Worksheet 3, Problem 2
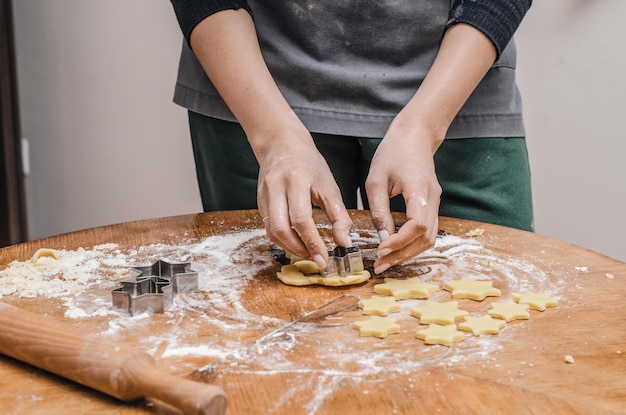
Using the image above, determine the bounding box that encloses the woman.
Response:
[169,1,534,274]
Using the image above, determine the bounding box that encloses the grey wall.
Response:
[516,1,626,261]
[12,1,626,262]
[13,1,201,239]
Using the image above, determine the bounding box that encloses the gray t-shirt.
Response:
[173,0,525,139]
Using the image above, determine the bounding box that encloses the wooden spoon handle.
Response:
[0,302,227,415]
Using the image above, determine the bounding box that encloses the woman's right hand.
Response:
[254,123,352,270]
[190,9,352,270]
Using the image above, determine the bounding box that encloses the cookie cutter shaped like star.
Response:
[458,315,506,335]
[443,278,501,301]
[417,324,465,346]
[112,259,198,316]
[353,315,401,338]
[511,291,558,311]
[374,277,440,300]
[411,300,469,325]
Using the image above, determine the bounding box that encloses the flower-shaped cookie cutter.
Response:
[111,259,198,316]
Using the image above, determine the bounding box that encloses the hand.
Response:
[364,23,498,274]
[189,11,352,268]
[256,125,353,270]
[365,124,442,274]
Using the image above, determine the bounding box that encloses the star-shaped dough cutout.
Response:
[488,301,530,322]
[410,301,469,325]
[443,278,501,301]
[374,277,440,300]
[353,316,401,338]
[458,315,506,335]
[416,324,465,346]
[511,291,557,311]
[358,295,401,316]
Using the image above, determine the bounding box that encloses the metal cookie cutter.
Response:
[323,246,364,277]
[111,259,198,316]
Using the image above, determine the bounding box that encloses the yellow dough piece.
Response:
[353,315,400,338]
[289,259,320,274]
[511,291,558,311]
[416,324,465,346]
[373,277,440,300]
[358,295,401,316]
[277,263,371,287]
[458,315,506,336]
[488,301,531,322]
[410,300,468,325]
[443,278,501,301]
[31,248,59,262]
[465,227,485,237]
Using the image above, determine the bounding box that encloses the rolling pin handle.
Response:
[122,356,227,415]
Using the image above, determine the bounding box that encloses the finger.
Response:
[374,188,440,272]
[364,177,396,244]
[373,221,438,273]
[312,187,353,248]
[287,187,329,270]
[264,195,310,260]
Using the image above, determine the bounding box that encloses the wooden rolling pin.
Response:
[0,302,227,415]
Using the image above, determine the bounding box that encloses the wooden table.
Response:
[0,210,624,414]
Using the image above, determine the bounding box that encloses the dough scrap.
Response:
[443,278,501,301]
[411,300,468,325]
[465,228,485,237]
[354,315,400,338]
[374,277,440,300]
[358,295,401,316]
[458,315,506,336]
[511,291,558,311]
[488,301,530,322]
[277,262,371,287]
[416,324,465,346]
[31,248,59,263]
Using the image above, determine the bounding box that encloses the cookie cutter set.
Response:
[111,259,198,316]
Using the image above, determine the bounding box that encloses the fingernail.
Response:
[378,248,392,257]
[378,229,389,242]
[313,254,326,271]
[374,263,390,274]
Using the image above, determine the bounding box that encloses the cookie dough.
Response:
[374,277,439,300]
[416,324,465,346]
[31,248,59,262]
[443,278,501,301]
[488,301,530,322]
[277,261,371,287]
[458,315,506,336]
[354,315,400,338]
[358,295,401,316]
[511,291,558,311]
[411,300,468,325]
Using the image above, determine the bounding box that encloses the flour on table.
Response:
[0,225,568,413]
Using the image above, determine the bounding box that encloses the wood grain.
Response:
[0,302,227,415]
[1,209,625,414]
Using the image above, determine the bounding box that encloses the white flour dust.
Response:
[0,227,564,414]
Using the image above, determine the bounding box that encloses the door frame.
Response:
[0,0,28,246]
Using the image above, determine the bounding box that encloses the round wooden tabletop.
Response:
[0,210,624,414]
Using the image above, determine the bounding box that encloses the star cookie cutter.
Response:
[111,259,198,316]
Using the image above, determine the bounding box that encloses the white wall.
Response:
[13,1,201,240]
[516,0,626,262]
[12,1,626,262]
